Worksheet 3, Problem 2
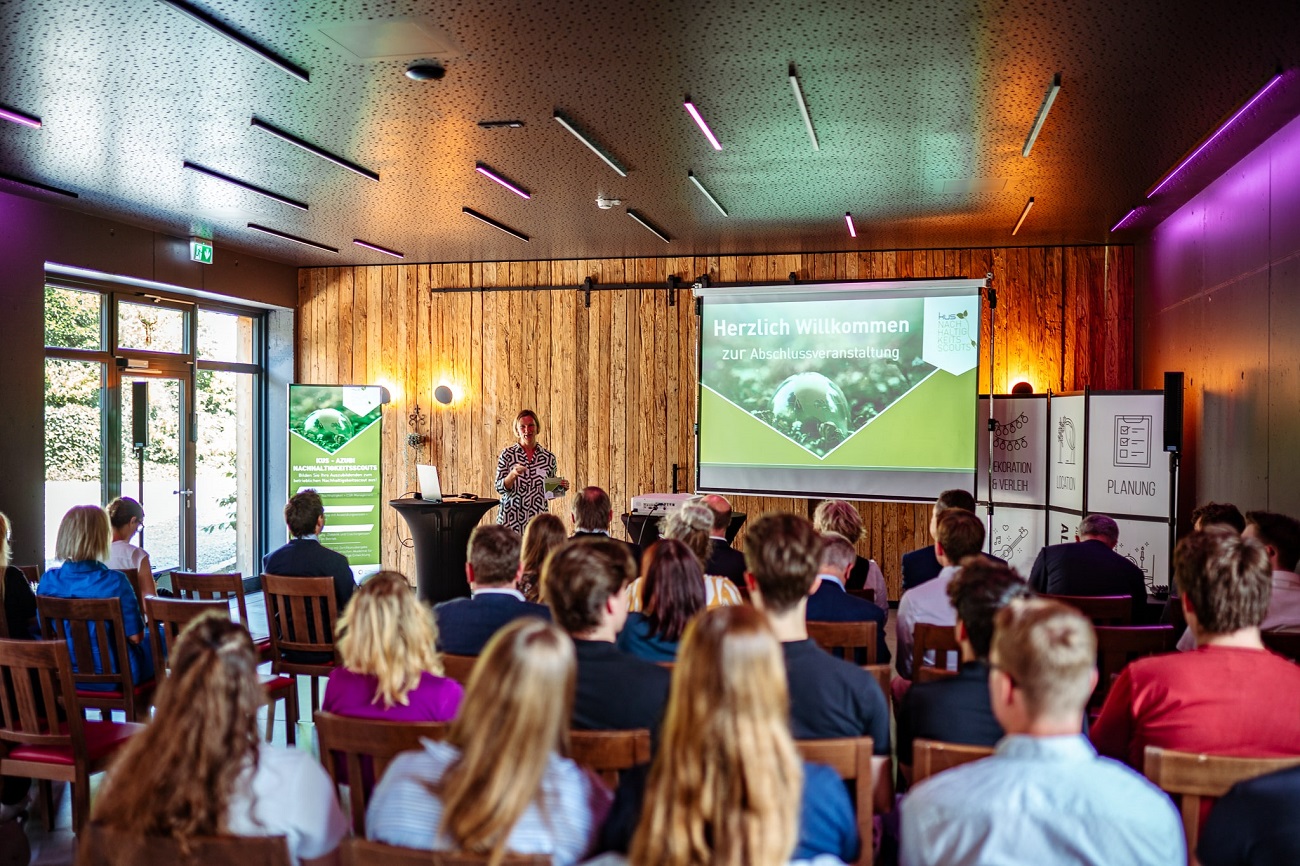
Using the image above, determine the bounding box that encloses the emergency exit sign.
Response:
[190,238,214,264]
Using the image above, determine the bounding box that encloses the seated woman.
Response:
[617,539,705,662]
[603,605,860,866]
[813,499,888,614]
[518,513,568,603]
[628,502,743,612]
[323,570,462,721]
[105,497,157,599]
[367,618,611,864]
[38,504,153,686]
[0,511,38,823]
[93,614,347,865]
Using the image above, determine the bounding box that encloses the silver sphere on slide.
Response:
[771,372,851,437]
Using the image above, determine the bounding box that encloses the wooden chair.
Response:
[847,588,876,604]
[144,595,298,744]
[911,738,995,784]
[37,595,156,722]
[1262,630,1300,664]
[807,620,877,664]
[1093,625,1176,708]
[1144,746,1300,865]
[569,728,652,786]
[342,838,549,866]
[862,663,892,711]
[795,736,882,866]
[0,639,143,832]
[440,653,478,686]
[172,571,272,661]
[1041,593,1133,625]
[912,622,960,681]
[17,565,40,585]
[314,711,452,835]
[117,567,157,607]
[262,574,341,712]
[77,823,291,866]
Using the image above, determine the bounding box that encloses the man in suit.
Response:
[434,524,550,655]
[901,489,997,592]
[1028,513,1148,622]
[806,532,890,664]
[571,486,641,568]
[262,489,355,611]
[699,494,746,584]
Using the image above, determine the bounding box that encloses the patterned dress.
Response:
[494,442,558,533]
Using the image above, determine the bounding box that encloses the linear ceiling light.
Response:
[628,209,671,243]
[158,0,309,82]
[553,111,627,177]
[845,212,856,238]
[475,163,531,199]
[183,161,307,210]
[462,207,529,242]
[0,170,77,197]
[352,239,405,258]
[788,64,819,151]
[684,96,722,150]
[251,117,379,181]
[0,105,41,129]
[1011,197,1035,235]
[1021,73,1062,157]
[1111,207,1142,232]
[687,171,728,216]
[246,223,337,252]
[1147,71,1285,198]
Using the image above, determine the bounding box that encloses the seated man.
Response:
[433,525,550,655]
[900,489,993,592]
[895,509,986,680]
[1029,513,1148,622]
[1199,764,1300,866]
[1245,510,1300,633]
[263,489,356,612]
[896,558,1032,778]
[901,599,1183,866]
[543,537,670,731]
[571,486,641,566]
[806,532,889,665]
[699,494,746,585]
[1093,527,1300,769]
[812,500,888,613]
[1192,501,1246,533]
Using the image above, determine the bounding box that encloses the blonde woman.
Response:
[94,614,347,865]
[628,503,743,612]
[367,618,611,864]
[322,571,462,721]
[518,513,568,603]
[812,500,887,614]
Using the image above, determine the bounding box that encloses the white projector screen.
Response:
[696,279,983,502]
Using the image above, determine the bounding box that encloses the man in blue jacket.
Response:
[434,524,550,655]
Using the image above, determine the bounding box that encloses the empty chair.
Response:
[172,571,271,660]
[1042,593,1134,625]
[262,573,341,712]
[795,736,883,866]
[912,622,960,682]
[911,738,996,785]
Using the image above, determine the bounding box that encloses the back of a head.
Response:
[520,513,568,574]
[991,599,1096,721]
[284,490,324,538]
[1175,527,1272,634]
[1192,501,1246,534]
[106,496,144,530]
[55,504,111,564]
[573,486,612,531]
[642,538,706,642]
[935,509,986,563]
[743,513,820,614]
[467,524,521,587]
[935,489,977,515]
[948,556,1034,660]
[1078,513,1120,545]
[631,605,801,866]
[1246,510,1300,572]
[700,494,733,534]
[542,537,636,634]
[662,502,714,565]
[336,571,442,707]
[818,532,857,575]
[812,500,864,543]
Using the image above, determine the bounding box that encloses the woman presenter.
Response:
[495,410,567,533]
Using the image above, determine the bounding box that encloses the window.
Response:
[43,358,105,566]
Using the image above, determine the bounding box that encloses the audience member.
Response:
[544,538,671,731]
[1245,510,1300,632]
[435,524,550,656]
[616,539,704,662]
[105,497,156,598]
[806,532,890,664]
[94,614,346,865]
[1199,764,1300,866]
[0,511,36,824]
[900,489,988,592]
[698,493,746,585]
[901,599,1183,866]
[324,571,462,721]
[1092,527,1300,768]
[262,490,356,612]
[896,557,1032,776]
[1029,513,1148,622]
[813,499,888,612]
[629,502,743,611]
[38,504,153,687]
[518,513,567,603]
[1192,501,1247,533]
[571,486,641,564]
[366,618,610,864]
[895,509,985,679]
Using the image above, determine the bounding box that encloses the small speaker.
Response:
[1163,371,1184,453]
[132,381,148,450]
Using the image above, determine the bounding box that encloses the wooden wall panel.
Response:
[298,244,1133,601]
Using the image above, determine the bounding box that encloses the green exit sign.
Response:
[190,238,214,264]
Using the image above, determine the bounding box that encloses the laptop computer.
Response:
[416,464,443,502]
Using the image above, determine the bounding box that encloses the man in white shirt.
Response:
[895,510,985,680]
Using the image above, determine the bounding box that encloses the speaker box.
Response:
[1163,371,1184,453]
[132,380,148,450]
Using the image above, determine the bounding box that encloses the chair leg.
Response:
[40,780,54,832]
[71,772,89,834]
[264,694,276,742]
[285,681,299,746]
[310,676,320,713]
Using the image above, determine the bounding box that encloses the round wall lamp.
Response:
[434,385,454,405]
[1010,381,1034,395]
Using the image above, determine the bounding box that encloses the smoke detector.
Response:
[596,196,621,210]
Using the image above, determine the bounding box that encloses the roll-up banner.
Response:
[288,385,384,573]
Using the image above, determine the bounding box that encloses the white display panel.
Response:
[1086,393,1170,519]
[982,506,1047,578]
[977,396,1049,506]
[1046,509,1083,546]
[1112,516,1172,593]
[1048,394,1086,512]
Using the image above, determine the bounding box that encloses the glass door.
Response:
[119,372,190,573]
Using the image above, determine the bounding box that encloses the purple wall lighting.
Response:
[0,105,42,129]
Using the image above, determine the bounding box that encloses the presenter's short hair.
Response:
[284,490,324,538]
[572,486,612,530]
[1078,514,1120,544]
[744,513,820,614]
[991,599,1096,719]
[55,505,112,564]
[1174,527,1272,633]
[467,525,521,587]
[934,489,977,514]
[936,510,985,563]
[543,538,636,634]
[813,500,863,542]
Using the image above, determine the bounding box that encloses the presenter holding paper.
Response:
[495,409,568,533]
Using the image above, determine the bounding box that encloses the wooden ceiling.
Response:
[1,0,1298,267]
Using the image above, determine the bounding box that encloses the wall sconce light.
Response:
[434,385,454,405]
[1011,381,1034,395]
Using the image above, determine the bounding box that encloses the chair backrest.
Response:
[0,638,85,756]
[314,711,452,835]
[1093,625,1176,707]
[807,620,877,664]
[342,838,550,866]
[1041,593,1133,625]
[794,736,876,866]
[911,738,995,785]
[847,588,876,603]
[118,567,143,605]
[172,572,250,625]
[37,595,138,690]
[77,824,291,866]
[143,596,232,679]
[440,653,478,686]
[912,622,960,679]
[862,663,891,709]
[1261,630,1300,664]
[261,574,341,661]
[569,728,652,786]
[1143,746,1300,862]
[16,565,39,586]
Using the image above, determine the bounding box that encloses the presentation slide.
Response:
[697,279,983,501]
